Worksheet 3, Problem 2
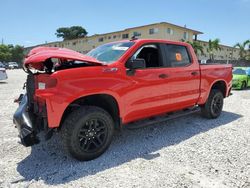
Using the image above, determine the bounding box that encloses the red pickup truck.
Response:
[14,39,232,161]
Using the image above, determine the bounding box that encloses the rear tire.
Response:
[201,89,224,119]
[61,106,114,161]
[241,81,247,90]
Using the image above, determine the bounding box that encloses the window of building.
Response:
[167,28,174,35]
[122,33,129,39]
[108,36,111,39]
[149,28,159,35]
[98,37,104,42]
[183,32,189,40]
[88,40,93,44]
[165,44,191,67]
[72,42,76,46]
[113,35,117,39]
[133,31,141,37]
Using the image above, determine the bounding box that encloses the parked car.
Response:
[0,62,7,69]
[0,62,8,81]
[13,39,232,161]
[232,68,250,89]
[8,62,19,69]
[246,67,250,76]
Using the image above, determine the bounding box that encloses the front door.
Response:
[123,43,171,123]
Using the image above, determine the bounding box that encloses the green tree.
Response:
[55,26,88,40]
[0,44,12,62]
[0,44,24,66]
[187,41,204,55]
[207,38,221,60]
[10,45,25,64]
[234,40,250,60]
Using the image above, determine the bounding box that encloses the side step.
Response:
[124,106,200,130]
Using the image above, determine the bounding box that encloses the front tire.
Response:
[61,106,114,161]
[201,89,224,119]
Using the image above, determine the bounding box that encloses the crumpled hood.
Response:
[24,46,104,70]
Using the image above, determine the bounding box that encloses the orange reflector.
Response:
[176,53,182,61]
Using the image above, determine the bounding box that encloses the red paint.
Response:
[25,39,232,128]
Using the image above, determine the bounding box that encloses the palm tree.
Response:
[187,41,204,55]
[234,40,250,60]
[207,38,221,60]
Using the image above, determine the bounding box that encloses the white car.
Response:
[0,63,8,81]
[8,62,19,69]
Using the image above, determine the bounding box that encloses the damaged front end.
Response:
[13,46,103,147]
[13,94,39,146]
[13,72,51,147]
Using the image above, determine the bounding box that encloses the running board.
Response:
[124,106,200,130]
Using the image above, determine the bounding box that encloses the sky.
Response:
[0,0,249,47]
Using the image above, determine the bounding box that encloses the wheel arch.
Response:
[60,93,122,130]
[210,80,227,97]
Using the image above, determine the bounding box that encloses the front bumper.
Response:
[13,94,39,146]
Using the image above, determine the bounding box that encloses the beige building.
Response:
[25,22,241,61]
[25,22,202,54]
[197,40,241,60]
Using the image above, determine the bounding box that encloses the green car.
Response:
[232,68,250,89]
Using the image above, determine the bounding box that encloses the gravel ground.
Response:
[0,69,249,188]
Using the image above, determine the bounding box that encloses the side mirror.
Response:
[125,58,146,70]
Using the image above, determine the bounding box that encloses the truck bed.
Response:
[198,64,232,104]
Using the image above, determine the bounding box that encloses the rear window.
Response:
[166,45,191,67]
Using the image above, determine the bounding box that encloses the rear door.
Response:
[163,44,200,111]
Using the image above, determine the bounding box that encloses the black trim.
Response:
[13,94,39,146]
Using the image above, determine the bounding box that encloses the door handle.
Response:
[159,74,168,79]
[191,71,198,76]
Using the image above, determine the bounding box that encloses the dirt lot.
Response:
[0,70,249,188]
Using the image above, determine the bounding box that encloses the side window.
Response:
[132,44,163,68]
[166,44,191,67]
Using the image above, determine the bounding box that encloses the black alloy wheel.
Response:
[62,106,114,161]
[78,118,108,153]
[210,93,223,116]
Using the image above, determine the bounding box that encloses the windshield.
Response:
[233,69,246,75]
[87,41,134,63]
